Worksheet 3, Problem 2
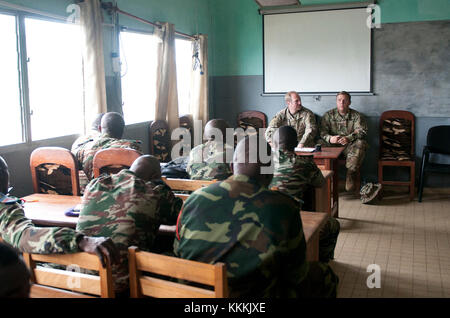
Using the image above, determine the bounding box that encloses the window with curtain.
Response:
[0,12,84,147]
[25,17,84,140]
[119,29,193,124]
[0,13,23,147]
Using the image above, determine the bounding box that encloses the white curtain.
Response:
[154,22,179,134]
[79,0,107,133]
[190,34,209,128]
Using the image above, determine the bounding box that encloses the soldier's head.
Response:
[285,91,302,115]
[100,112,125,139]
[232,136,273,187]
[130,155,161,182]
[272,126,298,152]
[91,113,105,132]
[336,91,351,115]
[0,156,10,195]
[204,119,229,143]
[0,243,31,298]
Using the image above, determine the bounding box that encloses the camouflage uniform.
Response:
[0,193,82,253]
[76,170,182,293]
[35,164,73,195]
[269,150,340,263]
[265,107,318,147]
[186,141,234,180]
[319,108,368,171]
[174,174,338,297]
[71,131,100,155]
[75,133,143,181]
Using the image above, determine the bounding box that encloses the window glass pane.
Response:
[0,14,23,146]
[25,17,84,141]
[175,38,193,116]
[120,31,158,125]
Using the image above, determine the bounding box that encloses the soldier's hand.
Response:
[77,236,120,267]
[330,136,340,144]
[338,137,349,145]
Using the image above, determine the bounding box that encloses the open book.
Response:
[294,147,315,152]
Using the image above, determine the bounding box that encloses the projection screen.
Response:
[263,8,372,94]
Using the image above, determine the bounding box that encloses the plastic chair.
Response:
[418,125,450,202]
[378,110,415,200]
[30,147,80,196]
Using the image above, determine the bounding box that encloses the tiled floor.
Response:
[329,187,450,298]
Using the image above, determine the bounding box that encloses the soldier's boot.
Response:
[345,170,357,192]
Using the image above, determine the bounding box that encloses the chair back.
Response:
[162,177,218,192]
[237,110,267,130]
[149,120,171,163]
[427,125,450,154]
[30,147,80,196]
[22,252,115,298]
[128,246,228,298]
[92,148,142,178]
[179,114,194,153]
[379,110,415,160]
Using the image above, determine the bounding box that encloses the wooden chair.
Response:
[378,110,415,200]
[22,252,115,298]
[179,114,194,153]
[418,125,450,202]
[149,120,171,163]
[162,177,218,192]
[30,147,80,196]
[92,148,142,178]
[128,246,228,298]
[237,110,267,130]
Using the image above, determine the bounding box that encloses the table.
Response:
[296,147,344,218]
[22,194,328,262]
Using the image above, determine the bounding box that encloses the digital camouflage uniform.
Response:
[75,133,143,181]
[76,170,182,293]
[265,107,318,147]
[319,108,368,172]
[269,150,340,263]
[174,174,338,297]
[0,193,82,254]
[186,141,234,180]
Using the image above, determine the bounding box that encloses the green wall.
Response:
[209,0,450,76]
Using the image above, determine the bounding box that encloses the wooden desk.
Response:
[296,147,344,218]
[314,170,333,216]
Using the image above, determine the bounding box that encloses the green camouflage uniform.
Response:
[265,107,318,147]
[75,133,143,181]
[71,131,100,155]
[269,150,340,263]
[174,174,338,297]
[0,193,82,253]
[76,170,182,293]
[319,108,368,171]
[186,141,234,180]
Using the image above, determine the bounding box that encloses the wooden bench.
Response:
[23,252,115,298]
[128,246,228,298]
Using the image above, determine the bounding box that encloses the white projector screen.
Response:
[263,8,372,94]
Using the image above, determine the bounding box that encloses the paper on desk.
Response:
[295,147,315,152]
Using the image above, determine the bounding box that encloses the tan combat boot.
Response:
[345,170,356,192]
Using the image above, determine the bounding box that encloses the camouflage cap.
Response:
[360,182,382,204]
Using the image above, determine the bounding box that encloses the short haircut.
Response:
[275,126,298,152]
[101,112,125,139]
[284,91,298,103]
[336,91,351,102]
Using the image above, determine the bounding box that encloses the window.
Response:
[25,17,84,140]
[119,30,193,124]
[0,13,23,146]
[0,12,84,147]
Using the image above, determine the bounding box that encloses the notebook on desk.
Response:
[295,147,315,152]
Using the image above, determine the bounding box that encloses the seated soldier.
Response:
[71,112,105,154]
[0,242,31,298]
[0,156,119,267]
[186,119,234,180]
[174,136,338,298]
[269,126,340,263]
[76,155,183,296]
[75,112,143,181]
